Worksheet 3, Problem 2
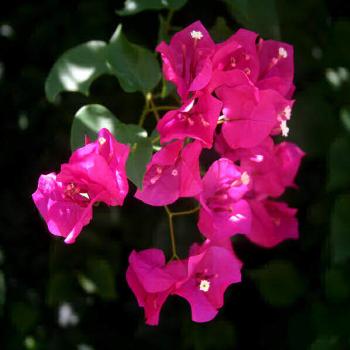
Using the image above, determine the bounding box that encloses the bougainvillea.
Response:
[33,21,304,325]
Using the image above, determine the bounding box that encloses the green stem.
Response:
[149,96,160,122]
[138,95,150,127]
[170,206,200,217]
[165,206,179,260]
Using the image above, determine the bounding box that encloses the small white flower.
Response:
[190,30,203,40]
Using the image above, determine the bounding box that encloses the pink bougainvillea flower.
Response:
[212,29,260,84]
[198,158,251,241]
[219,137,305,198]
[247,199,298,248]
[257,40,294,98]
[157,94,222,148]
[32,128,130,243]
[135,140,202,206]
[174,241,242,322]
[126,248,186,326]
[216,82,293,148]
[156,21,215,100]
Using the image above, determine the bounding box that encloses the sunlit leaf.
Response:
[222,0,280,39]
[127,138,153,188]
[107,25,161,93]
[45,41,110,102]
[71,104,152,187]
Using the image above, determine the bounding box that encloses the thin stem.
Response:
[164,9,175,37]
[164,206,179,260]
[149,96,160,122]
[164,204,200,260]
[151,135,160,144]
[138,95,150,127]
[170,206,200,217]
[145,105,177,112]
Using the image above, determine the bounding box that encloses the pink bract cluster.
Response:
[33,21,304,325]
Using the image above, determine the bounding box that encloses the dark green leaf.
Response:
[250,260,305,307]
[210,17,232,42]
[223,0,280,39]
[331,194,350,264]
[0,271,5,313]
[45,41,110,102]
[340,108,350,132]
[328,136,350,191]
[183,320,236,350]
[117,0,187,16]
[325,268,350,303]
[47,273,80,306]
[85,259,117,300]
[10,302,38,333]
[107,25,161,93]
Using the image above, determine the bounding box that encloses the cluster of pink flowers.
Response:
[33,21,304,325]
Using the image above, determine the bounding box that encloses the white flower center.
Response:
[98,137,106,145]
[281,120,289,137]
[190,30,203,40]
[278,47,288,58]
[241,171,250,185]
[199,279,210,292]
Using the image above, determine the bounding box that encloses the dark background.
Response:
[1,0,350,349]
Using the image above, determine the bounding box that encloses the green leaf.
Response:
[107,25,161,93]
[71,104,120,150]
[10,302,38,334]
[117,0,187,16]
[325,268,350,303]
[340,108,350,133]
[331,194,350,264]
[85,259,117,300]
[328,136,350,191]
[223,0,280,39]
[183,320,236,350]
[0,271,5,313]
[47,273,80,305]
[71,104,152,188]
[250,260,305,307]
[45,41,110,102]
[210,17,232,42]
[127,138,153,188]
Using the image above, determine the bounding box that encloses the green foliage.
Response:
[325,268,350,303]
[10,302,38,334]
[45,41,110,102]
[210,17,232,42]
[222,0,280,39]
[117,0,187,16]
[71,104,152,188]
[83,259,117,300]
[250,260,305,307]
[330,194,350,264]
[183,321,236,350]
[328,136,350,191]
[0,271,5,314]
[107,25,161,93]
